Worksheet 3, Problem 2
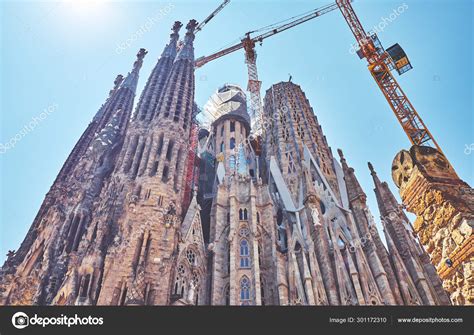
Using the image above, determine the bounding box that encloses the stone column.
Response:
[391,145,473,305]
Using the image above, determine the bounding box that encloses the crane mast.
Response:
[183,1,230,211]
[195,0,231,34]
[195,2,341,136]
[242,36,263,135]
[336,0,444,155]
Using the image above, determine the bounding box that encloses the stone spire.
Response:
[134,21,183,122]
[382,219,423,305]
[154,19,197,131]
[94,74,124,122]
[369,161,451,305]
[54,73,126,184]
[337,149,369,235]
[162,21,183,58]
[368,162,401,217]
[95,20,199,306]
[337,149,402,305]
[175,19,198,61]
[120,48,147,92]
[94,48,148,140]
[0,50,147,305]
[338,149,366,203]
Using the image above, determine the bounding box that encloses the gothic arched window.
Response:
[243,208,248,220]
[240,276,250,302]
[240,240,250,268]
[221,125,224,137]
[174,263,187,297]
[220,141,224,153]
[166,140,174,161]
[192,271,200,287]
[230,137,236,150]
[230,121,235,132]
[256,212,260,223]
[239,209,244,221]
[162,165,169,182]
[79,274,91,298]
[186,249,197,266]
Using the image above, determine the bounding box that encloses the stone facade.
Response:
[0,46,146,305]
[391,146,473,305]
[0,23,453,306]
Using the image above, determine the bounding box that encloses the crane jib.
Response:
[194,1,340,68]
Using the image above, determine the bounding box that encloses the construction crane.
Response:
[336,0,444,156]
[195,0,231,34]
[195,2,342,137]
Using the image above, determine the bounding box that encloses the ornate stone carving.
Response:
[163,202,178,228]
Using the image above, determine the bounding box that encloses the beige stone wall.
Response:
[392,146,474,305]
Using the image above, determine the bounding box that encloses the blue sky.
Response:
[0,0,473,263]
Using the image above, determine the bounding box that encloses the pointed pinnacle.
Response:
[368,162,375,174]
[337,148,347,165]
[337,148,344,159]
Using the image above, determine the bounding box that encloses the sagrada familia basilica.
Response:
[1,20,472,306]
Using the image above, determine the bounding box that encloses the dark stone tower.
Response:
[0,49,146,305]
[95,20,203,306]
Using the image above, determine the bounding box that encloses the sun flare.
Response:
[63,0,106,13]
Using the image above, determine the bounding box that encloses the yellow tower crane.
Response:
[336,0,447,158]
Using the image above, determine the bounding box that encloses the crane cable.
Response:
[213,5,329,53]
